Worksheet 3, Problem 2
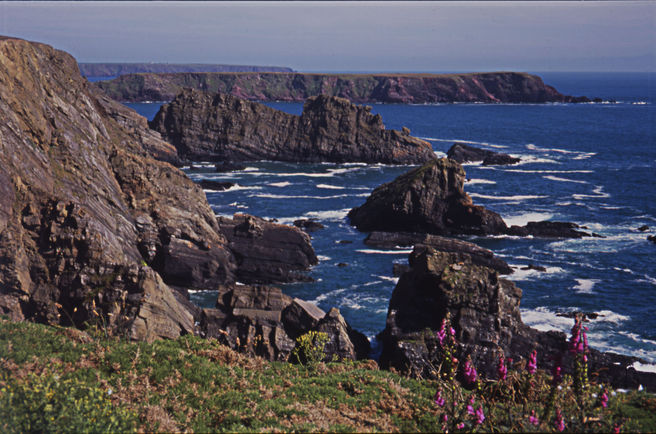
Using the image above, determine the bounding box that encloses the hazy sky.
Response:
[1,1,655,72]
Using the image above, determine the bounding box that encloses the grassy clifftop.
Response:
[1,317,654,432]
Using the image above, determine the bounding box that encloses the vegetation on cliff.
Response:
[1,317,654,432]
[79,63,293,77]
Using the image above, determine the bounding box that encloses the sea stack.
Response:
[149,89,437,164]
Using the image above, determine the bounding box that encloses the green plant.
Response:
[0,371,137,433]
[290,331,329,366]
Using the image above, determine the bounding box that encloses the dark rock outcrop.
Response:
[0,36,238,340]
[379,245,656,391]
[348,158,508,236]
[196,180,234,191]
[447,142,520,166]
[364,231,512,274]
[293,219,325,232]
[648,235,656,244]
[150,89,436,164]
[349,158,595,239]
[199,285,370,362]
[97,71,590,104]
[217,214,318,284]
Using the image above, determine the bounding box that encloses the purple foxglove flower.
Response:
[529,410,539,426]
[434,389,445,407]
[475,406,485,425]
[554,409,565,432]
[527,350,537,374]
[497,355,507,380]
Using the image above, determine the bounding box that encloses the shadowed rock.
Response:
[149,89,436,164]
[218,214,318,284]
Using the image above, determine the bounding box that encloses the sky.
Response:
[1,1,655,73]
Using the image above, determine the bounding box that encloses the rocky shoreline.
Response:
[95,71,593,104]
[1,36,653,392]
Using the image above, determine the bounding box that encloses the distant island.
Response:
[95,71,593,104]
[79,62,294,77]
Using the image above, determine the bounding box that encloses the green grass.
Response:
[0,317,654,432]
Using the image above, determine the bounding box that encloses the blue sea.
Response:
[119,72,656,363]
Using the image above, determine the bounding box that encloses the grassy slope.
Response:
[0,317,654,432]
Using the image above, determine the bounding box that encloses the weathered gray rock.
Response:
[447,142,520,166]
[149,89,436,164]
[218,214,318,284]
[200,285,370,362]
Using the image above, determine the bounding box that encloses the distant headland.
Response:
[95,71,594,104]
[79,62,294,77]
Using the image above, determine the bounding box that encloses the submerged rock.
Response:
[293,219,326,232]
[0,36,237,340]
[149,89,436,164]
[200,285,370,362]
[218,214,318,284]
[447,142,520,166]
[196,180,234,191]
[379,245,656,391]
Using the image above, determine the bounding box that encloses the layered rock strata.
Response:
[200,285,370,362]
[447,142,520,166]
[0,37,241,340]
[379,245,656,391]
[217,214,318,284]
[150,89,436,164]
[97,71,591,104]
[349,158,594,238]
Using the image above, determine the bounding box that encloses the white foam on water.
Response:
[362,280,381,287]
[469,193,547,201]
[376,275,400,284]
[635,274,656,285]
[520,307,574,333]
[227,201,249,209]
[573,279,601,294]
[316,183,345,190]
[268,181,292,188]
[419,138,508,149]
[462,161,483,167]
[594,310,631,324]
[572,185,610,200]
[434,151,447,158]
[508,265,567,281]
[630,362,656,373]
[253,193,359,200]
[466,178,497,185]
[503,169,594,174]
[223,184,263,192]
[573,153,597,160]
[317,255,332,262]
[310,287,348,304]
[513,155,559,165]
[303,208,351,222]
[356,249,413,255]
[503,212,554,227]
[242,167,259,172]
[543,175,589,184]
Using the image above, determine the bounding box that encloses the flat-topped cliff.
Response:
[96,71,591,103]
[80,62,293,77]
[149,89,436,164]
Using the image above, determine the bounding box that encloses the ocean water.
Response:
[122,72,656,362]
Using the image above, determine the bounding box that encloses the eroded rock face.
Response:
[218,214,318,284]
[0,36,236,340]
[149,89,436,164]
[348,158,508,236]
[200,285,370,362]
[379,245,656,391]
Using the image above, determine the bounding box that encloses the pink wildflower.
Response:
[600,389,609,408]
[463,358,477,385]
[552,363,562,385]
[434,389,445,407]
[554,409,565,432]
[467,395,475,415]
[437,319,448,346]
[457,422,465,429]
[529,410,539,426]
[497,355,507,381]
[527,350,537,374]
[442,413,448,423]
[613,423,621,433]
[475,406,485,425]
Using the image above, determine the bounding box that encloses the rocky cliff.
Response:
[379,245,656,391]
[150,89,436,164]
[97,71,591,104]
